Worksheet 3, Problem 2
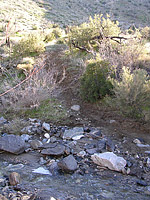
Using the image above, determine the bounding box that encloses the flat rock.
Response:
[63,127,84,140]
[91,152,126,172]
[41,144,65,156]
[136,144,150,148]
[32,167,51,175]
[58,155,78,172]
[0,134,26,154]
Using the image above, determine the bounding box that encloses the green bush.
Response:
[12,33,45,57]
[68,14,121,50]
[80,57,113,102]
[111,67,150,119]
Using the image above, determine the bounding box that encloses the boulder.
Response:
[91,152,126,172]
[58,155,78,172]
[41,144,65,156]
[0,134,26,154]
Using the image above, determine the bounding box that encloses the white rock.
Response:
[44,133,50,139]
[72,135,84,140]
[91,152,126,172]
[133,139,141,144]
[71,105,80,111]
[32,167,51,175]
[109,120,116,124]
[42,122,50,131]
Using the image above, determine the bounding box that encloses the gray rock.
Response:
[91,152,126,172]
[106,138,115,152]
[21,134,31,142]
[63,127,84,140]
[0,134,26,154]
[86,148,97,155]
[42,122,50,131]
[58,155,78,172]
[97,139,106,151]
[71,105,80,111]
[41,144,65,156]
[0,117,7,125]
[29,140,43,150]
[21,126,32,134]
[136,144,150,148]
[87,129,102,139]
[50,136,57,143]
[137,180,148,186]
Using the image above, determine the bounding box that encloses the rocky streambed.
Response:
[0,117,150,199]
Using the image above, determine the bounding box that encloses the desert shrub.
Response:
[12,33,45,57]
[44,32,55,42]
[80,57,113,102]
[111,67,150,119]
[141,26,150,41]
[68,14,121,50]
[52,27,63,38]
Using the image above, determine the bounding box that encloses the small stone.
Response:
[9,172,21,186]
[21,134,31,142]
[133,139,141,144]
[136,144,150,148]
[0,178,6,187]
[72,135,84,140]
[50,136,57,143]
[44,133,50,139]
[71,105,80,111]
[109,120,116,124]
[29,140,43,150]
[147,157,150,167]
[86,148,97,155]
[77,150,86,157]
[0,117,7,125]
[42,122,50,131]
[32,167,51,175]
[137,180,148,186]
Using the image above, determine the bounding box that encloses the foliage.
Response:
[80,56,113,102]
[111,67,150,119]
[12,33,45,57]
[44,27,63,42]
[68,14,121,50]
[141,26,150,41]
